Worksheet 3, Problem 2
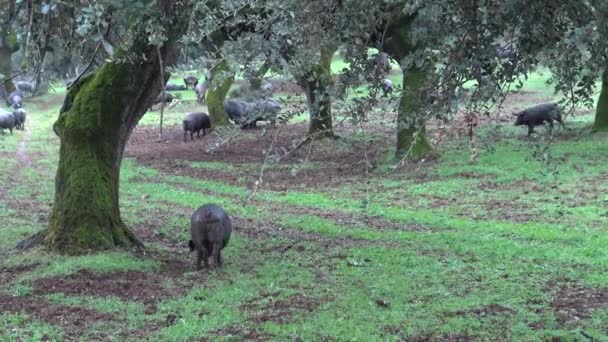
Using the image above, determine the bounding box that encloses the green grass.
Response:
[0,68,607,340]
[0,313,60,341]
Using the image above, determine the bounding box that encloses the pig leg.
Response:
[527,125,534,137]
[194,249,204,270]
[208,243,220,270]
[190,130,194,141]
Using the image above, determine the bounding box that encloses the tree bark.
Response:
[38,0,190,254]
[206,59,233,128]
[395,66,433,160]
[247,61,271,91]
[300,46,337,139]
[0,30,20,97]
[377,10,433,160]
[593,68,608,132]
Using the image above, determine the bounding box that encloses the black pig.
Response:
[0,110,15,135]
[188,204,232,270]
[12,108,26,130]
[8,91,24,109]
[513,103,564,136]
[165,83,187,91]
[183,75,199,89]
[182,112,211,141]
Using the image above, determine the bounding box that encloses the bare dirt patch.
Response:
[0,294,114,339]
[33,258,197,311]
[125,122,388,191]
[548,282,608,326]
[0,262,40,285]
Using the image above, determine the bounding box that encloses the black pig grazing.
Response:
[381,78,393,96]
[16,81,34,95]
[8,91,24,109]
[182,112,211,141]
[0,110,15,135]
[165,83,187,91]
[183,75,199,89]
[188,204,232,270]
[224,99,252,127]
[154,92,174,105]
[513,103,564,136]
[194,82,208,104]
[12,108,26,130]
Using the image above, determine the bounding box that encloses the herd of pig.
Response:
[0,81,32,135]
[1,75,565,141]
[157,74,282,142]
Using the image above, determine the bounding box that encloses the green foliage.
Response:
[3,5,608,335]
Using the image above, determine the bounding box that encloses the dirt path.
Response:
[15,120,32,167]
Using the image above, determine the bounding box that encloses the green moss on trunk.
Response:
[301,46,337,139]
[593,69,608,132]
[24,0,192,255]
[46,63,151,254]
[0,31,20,95]
[395,66,433,160]
[206,59,233,128]
[247,61,271,90]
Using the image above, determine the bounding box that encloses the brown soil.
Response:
[548,282,608,326]
[0,294,115,340]
[125,122,387,191]
[33,258,198,310]
[0,262,40,285]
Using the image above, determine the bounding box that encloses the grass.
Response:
[0,313,60,341]
[0,67,607,340]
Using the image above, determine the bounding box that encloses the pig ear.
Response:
[188,240,195,251]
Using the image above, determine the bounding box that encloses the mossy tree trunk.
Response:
[593,68,608,132]
[0,30,20,97]
[395,66,433,160]
[40,0,189,254]
[300,45,338,139]
[247,61,271,91]
[378,10,433,160]
[206,59,233,128]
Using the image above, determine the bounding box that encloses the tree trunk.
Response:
[206,59,233,128]
[593,68,608,132]
[0,31,20,98]
[38,0,189,254]
[395,66,433,160]
[247,61,271,91]
[300,46,337,139]
[374,10,432,160]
